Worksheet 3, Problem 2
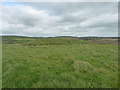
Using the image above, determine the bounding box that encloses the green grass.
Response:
[2,36,118,88]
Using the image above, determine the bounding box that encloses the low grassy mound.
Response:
[2,36,89,45]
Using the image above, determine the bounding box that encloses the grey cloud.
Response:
[1,2,118,37]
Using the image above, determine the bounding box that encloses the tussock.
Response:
[73,61,93,72]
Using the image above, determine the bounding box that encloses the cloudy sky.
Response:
[1,2,118,37]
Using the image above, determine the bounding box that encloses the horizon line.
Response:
[0,35,119,38]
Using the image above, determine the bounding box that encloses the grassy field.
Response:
[2,36,118,88]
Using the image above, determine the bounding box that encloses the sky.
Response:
[1,2,118,37]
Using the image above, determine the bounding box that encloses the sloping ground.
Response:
[87,39,118,45]
[2,36,118,88]
[2,36,119,45]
